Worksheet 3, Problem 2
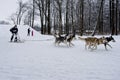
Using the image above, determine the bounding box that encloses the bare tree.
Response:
[24,9,33,26]
[80,0,84,36]
[31,0,35,27]
[109,0,117,35]
[54,0,64,34]
[9,13,17,24]
[47,0,51,34]
[65,0,69,34]
[115,0,119,35]
[35,0,45,34]
[11,0,120,35]
[92,0,105,36]
[16,0,28,25]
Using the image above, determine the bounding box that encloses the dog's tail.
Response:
[78,37,86,41]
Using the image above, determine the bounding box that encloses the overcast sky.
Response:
[0,0,18,21]
[0,0,27,21]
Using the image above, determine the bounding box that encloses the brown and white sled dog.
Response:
[79,36,107,50]
[54,33,75,47]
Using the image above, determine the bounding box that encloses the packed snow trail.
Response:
[0,25,120,80]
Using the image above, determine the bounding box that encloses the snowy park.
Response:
[0,25,120,80]
[0,0,120,79]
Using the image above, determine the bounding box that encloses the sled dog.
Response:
[79,36,115,50]
[66,33,76,46]
[54,33,75,46]
[103,36,115,50]
[79,36,107,50]
[54,33,68,46]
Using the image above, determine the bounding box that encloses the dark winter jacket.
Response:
[10,26,18,34]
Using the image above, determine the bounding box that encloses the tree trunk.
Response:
[111,0,115,35]
[119,11,120,33]
[99,0,104,34]
[92,0,104,36]
[115,0,118,35]
[32,0,35,28]
[48,0,51,34]
[71,0,74,33]
[80,0,84,36]
[66,0,69,34]
[59,4,62,34]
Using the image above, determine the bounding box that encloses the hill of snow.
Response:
[0,25,120,80]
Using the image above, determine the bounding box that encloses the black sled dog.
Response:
[54,33,75,47]
[54,33,69,46]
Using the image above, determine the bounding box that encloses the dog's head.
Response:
[110,36,116,42]
[66,33,76,41]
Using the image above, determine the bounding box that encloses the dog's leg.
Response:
[62,40,68,47]
[94,45,97,50]
[93,43,97,50]
[71,42,74,46]
[89,45,96,50]
[104,43,108,50]
[107,43,112,48]
[66,42,69,47]
[88,43,93,50]
[69,42,74,47]
[88,45,91,49]
[64,40,69,47]
[89,43,97,50]
[68,42,71,47]
[85,44,87,50]
[54,39,58,46]
[89,44,94,51]
[66,41,72,47]
[57,41,61,46]
[88,42,93,50]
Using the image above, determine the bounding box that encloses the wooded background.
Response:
[10,0,120,36]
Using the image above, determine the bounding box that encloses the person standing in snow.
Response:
[10,25,18,42]
[27,28,31,36]
[31,30,34,36]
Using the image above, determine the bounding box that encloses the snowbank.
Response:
[0,25,120,80]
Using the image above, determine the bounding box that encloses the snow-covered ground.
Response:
[0,25,120,80]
